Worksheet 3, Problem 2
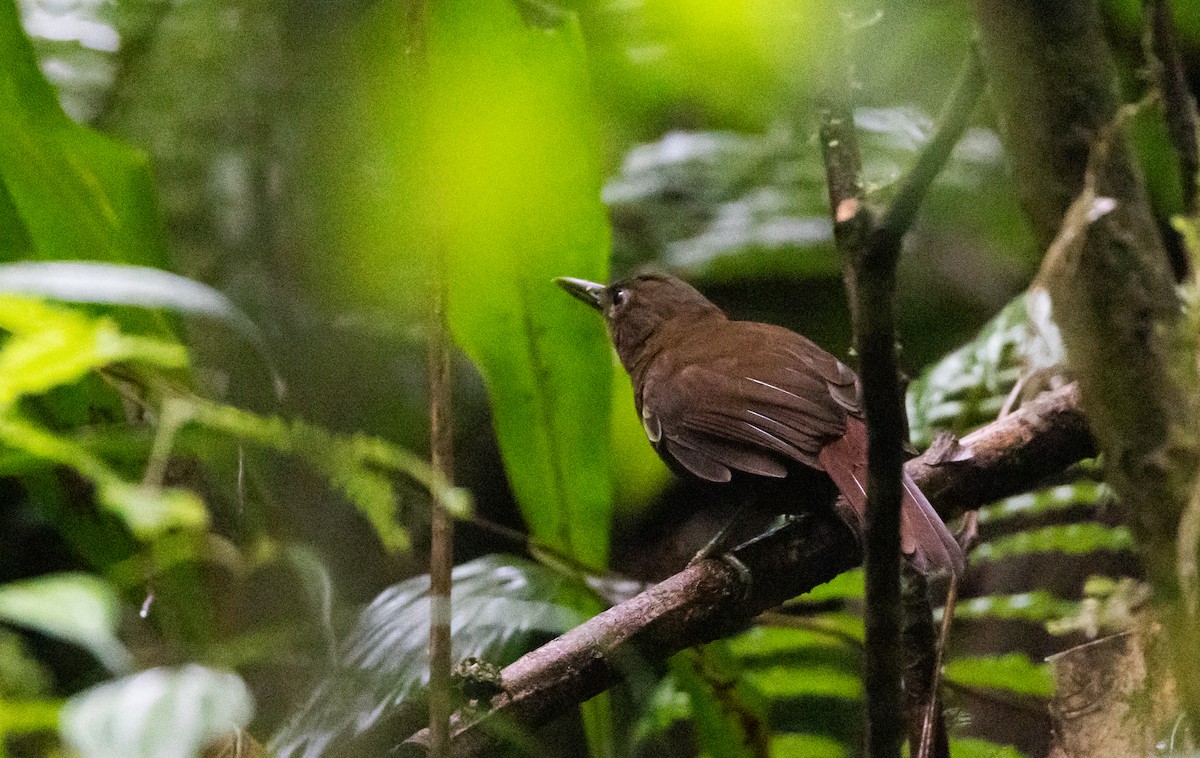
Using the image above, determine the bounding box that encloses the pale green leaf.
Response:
[977,480,1111,525]
[0,262,264,347]
[98,482,209,539]
[950,591,1078,624]
[0,573,130,672]
[60,665,253,758]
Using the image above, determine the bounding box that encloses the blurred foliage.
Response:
[1,0,1197,756]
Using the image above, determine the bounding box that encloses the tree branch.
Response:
[399,383,1093,756]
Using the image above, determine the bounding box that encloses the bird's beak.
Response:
[554,277,607,311]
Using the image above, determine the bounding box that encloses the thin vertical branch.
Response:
[820,16,986,754]
[819,12,902,757]
[408,1,455,756]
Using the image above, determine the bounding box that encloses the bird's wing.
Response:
[641,325,859,483]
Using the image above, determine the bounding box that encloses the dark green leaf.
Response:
[269,554,585,757]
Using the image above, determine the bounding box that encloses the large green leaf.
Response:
[0,0,167,267]
[425,0,614,568]
[60,665,253,758]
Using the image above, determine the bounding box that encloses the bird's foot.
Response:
[686,548,754,598]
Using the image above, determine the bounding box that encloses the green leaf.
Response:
[950,591,1078,624]
[0,0,168,268]
[186,399,477,553]
[60,665,253,758]
[0,295,186,409]
[977,480,1111,525]
[972,523,1134,562]
[270,554,585,757]
[799,567,865,602]
[947,738,1030,758]
[744,663,862,700]
[944,654,1053,698]
[428,0,614,567]
[770,733,849,758]
[0,416,208,540]
[0,698,62,735]
[0,573,130,672]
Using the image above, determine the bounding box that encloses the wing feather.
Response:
[641,322,858,478]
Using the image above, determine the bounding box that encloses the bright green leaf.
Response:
[425,0,615,567]
[0,295,186,409]
[745,663,862,700]
[0,698,62,734]
[799,567,865,602]
[972,524,1134,562]
[0,573,130,672]
[945,654,1053,698]
[60,665,253,758]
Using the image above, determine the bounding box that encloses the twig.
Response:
[917,511,977,758]
[875,45,987,248]
[903,570,949,758]
[407,2,455,755]
[399,383,1094,756]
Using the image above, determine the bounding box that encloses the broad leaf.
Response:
[0,0,167,268]
[0,262,264,347]
[270,554,585,758]
[0,573,130,672]
[426,0,614,568]
[60,665,253,758]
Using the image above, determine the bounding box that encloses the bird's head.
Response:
[554,273,724,363]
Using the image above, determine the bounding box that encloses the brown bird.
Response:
[556,273,964,577]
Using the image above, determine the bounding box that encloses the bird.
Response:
[555,272,964,578]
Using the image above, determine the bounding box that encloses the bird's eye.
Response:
[611,288,628,308]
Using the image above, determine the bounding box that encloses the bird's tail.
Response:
[819,420,965,579]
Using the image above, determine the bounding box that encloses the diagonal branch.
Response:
[399,383,1092,757]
